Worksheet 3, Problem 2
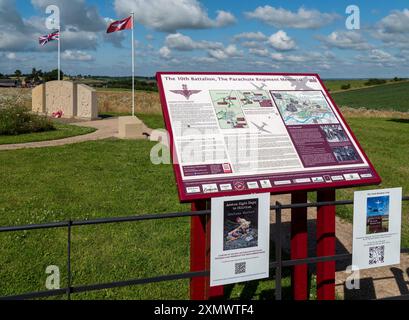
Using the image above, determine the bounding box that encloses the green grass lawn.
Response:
[99,112,165,129]
[0,124,96,145]
[336,117,409,247]
[331,82,409,112]
[0,139,295,300]
[136,113,165,129]
[0,114,408,300]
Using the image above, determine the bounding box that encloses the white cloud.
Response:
[62,50,94,61]
[114,0,236,32]
[235,30,296,51]
[0,31,31,51]
[0,0,36,51]
[193,56,218,64]
[33,1,127,49]
[6,52,17,60]
[161,33,241,62]
[0,0,123,52]
[0,52,26,62]
[208,44,242,60]
[271,52,305,62]
[159,46,172,59]
[317,31,372,50]
[214,10,236,27]
[249,48,270,57]
[377,9,409,33]
[249,60,280,69]
[369,49,394,61]
[61,27,99,50]
[356,49,402,66]
[31,0,106,32]
[373,9,409,48]
[165,33,223,51]
[270,51,337,67]
[268,30,296,51]
[233,31,267,41]
[245,6,339,29]
[240,41,264,49]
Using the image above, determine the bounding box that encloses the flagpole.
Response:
[58,26,61,81]
[131,12,135,117]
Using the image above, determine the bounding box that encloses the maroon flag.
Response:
[107,16,132,33]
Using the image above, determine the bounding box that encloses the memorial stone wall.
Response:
[32,80,98,120]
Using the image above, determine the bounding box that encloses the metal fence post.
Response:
[67,220,72,300]
[275,202,282,300]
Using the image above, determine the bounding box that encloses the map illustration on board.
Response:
[210,90,248,129]
[237,90,273,108]
[210,90,274,129]
[271,91,338,125]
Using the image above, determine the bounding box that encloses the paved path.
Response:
[270,194,409,300]
[0,117,152,151]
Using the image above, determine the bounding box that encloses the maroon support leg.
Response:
[316,189,336,300]
[291,192,309,300]
[190,200,224,300]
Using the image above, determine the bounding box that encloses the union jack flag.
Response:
[39,31,59,46]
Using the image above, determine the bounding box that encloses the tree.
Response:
[31,68,42,83]
[43,69,64,82]
[14,69,22,80]
[26,68,41,83]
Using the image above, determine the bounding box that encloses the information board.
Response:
[157,72,381,202]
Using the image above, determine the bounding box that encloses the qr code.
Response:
[235,262,246,275]
[369,245,385,265]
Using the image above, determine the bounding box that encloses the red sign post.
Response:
[291,192,309,300]
[316,189,336,300]
[190,200,224,300]
[156,72,381,300]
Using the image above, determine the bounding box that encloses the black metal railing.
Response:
[1,197,408,301]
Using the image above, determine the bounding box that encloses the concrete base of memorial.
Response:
[118,116,146,139]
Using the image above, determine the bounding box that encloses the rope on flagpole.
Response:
[131,12,135,117]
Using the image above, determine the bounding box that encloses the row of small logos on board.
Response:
[186,172,373,194]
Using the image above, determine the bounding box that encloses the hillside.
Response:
[331,81,409,112]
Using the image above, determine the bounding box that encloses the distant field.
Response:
[323,79,368,92]
[331,81,409,112]
[97,90,161,114]
[2,81,409,115]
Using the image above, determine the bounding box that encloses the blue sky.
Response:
[367,196,389,217]
[1,0,409,78]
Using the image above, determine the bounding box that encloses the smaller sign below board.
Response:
[210,193,270,287]
[352,188,402,270]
